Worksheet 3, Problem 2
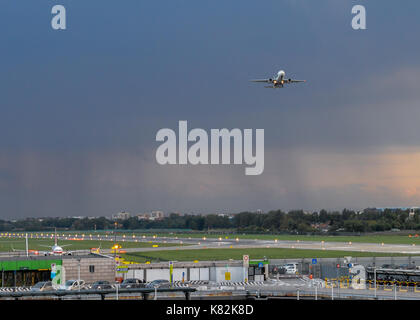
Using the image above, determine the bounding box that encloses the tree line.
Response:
[1,208,420,234]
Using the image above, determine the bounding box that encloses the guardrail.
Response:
[4,283,420,301]
[0,287,196,300]
[245,287,420,300]
[365,279,420,293]
[323,277,420,293]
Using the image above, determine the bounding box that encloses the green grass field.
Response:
[120,247,410,263]
[0,237,180,252]
[6,231,420,245]
[120,232,420,245]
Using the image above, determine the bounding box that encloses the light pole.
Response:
[114,222,117,283]
[114,222,117,245]
[394,283,397,300]
[374,267,377,298]
[25,233,28,257]
[77,258,81,292]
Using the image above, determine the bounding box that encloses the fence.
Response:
[323,277,420,293]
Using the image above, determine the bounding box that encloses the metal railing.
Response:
[0,286,196,300]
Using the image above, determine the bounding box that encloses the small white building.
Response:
[112,211,131,220]
[121,260,268,283]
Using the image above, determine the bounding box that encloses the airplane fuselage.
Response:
[271,70,286,87]
[51,245,64,254]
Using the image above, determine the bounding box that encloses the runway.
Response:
[98,235,420,255]
[3,233,420,255]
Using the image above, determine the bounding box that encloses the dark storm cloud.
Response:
[1,0,420,217]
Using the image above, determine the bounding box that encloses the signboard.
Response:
[312,258,317,265]
[225,272,231,281]
[51,263,57,279]
[51,264,63,285]
[243,255,249,267]
[249,260,268,266]
[116,266,128,273]
[169,261,173,284]
[258,262,264,268]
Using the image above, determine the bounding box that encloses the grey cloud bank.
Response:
[1,0,420,218]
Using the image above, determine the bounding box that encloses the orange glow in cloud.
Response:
[299,147,420,201]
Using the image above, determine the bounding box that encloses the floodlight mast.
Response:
[25,233,28,257]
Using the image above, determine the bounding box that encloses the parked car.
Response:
[282,263,299,274]
[145,279,170,288]
[398,264,416,270]
[381,264,398,269]
[120,278,145,289]
[31,281,55,292]
[90,280,113,290]
[58,279,86,291]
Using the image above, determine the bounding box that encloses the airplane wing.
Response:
[60,244,72,248]
[11,245,24,252]
[250,79,271,83]
[11,245,44,255]
[38,245,52,248]
[289,79,306,83]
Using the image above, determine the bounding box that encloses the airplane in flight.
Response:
[250,70,306,88]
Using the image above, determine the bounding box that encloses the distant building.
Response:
[365,207,419,216]
[150,211,164,220]
[136,211,165,221]
[216,213,235,219]
[310,223,330,233]
[136,213,149,220]
[112,211,130,220]
[409,207,418,219]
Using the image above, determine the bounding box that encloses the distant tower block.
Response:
[409,207,418,219]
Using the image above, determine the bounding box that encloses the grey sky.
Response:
[1,1,420,218]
